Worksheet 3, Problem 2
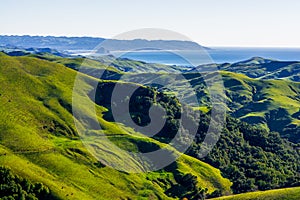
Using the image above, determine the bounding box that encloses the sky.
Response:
[1,0,300,47]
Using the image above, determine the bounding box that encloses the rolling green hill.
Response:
[0,53,232,199]
[194,57,300,81]
[90,76,300,196]
[222,57,300,81]
[1,52,299,199]
[43,54,299,142]
[121,71,299,142]
[221,71,300,142]
[102,70,300,143]
[211,186,300,200]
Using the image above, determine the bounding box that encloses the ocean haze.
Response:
[117,48,300,66]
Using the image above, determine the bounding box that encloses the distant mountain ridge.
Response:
[0,35,207,51]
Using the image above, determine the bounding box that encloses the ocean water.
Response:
[114,47,300,66]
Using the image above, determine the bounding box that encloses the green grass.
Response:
[183,71,300,142]
[0,53,231,199]
[2,52,298,199]
[211,187,300,200]
[219,57,300,81]
[176,155,231,194]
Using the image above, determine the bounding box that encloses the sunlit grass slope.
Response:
[211,187,300,200]
[0,53,231,199]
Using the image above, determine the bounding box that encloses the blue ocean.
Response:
[116,47,300,66]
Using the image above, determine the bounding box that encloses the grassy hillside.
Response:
[139,71,299,142]
[211,187,300,200]
[222,57,300,81]
[1,52,299,199]
[86,67,300,195]
[193,57,300,81]
[107,70,300,142]
[0,53,231,199]
[191,116,300,194]
[53,53,299,142]
[221,72,300,142]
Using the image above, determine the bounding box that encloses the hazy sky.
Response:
[1,0,300,47]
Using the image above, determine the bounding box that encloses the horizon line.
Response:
[1,34,300,48]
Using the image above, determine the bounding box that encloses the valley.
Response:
[0,50,299,199]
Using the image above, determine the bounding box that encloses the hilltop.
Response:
[31,53,300,143]
[0,52,231,199]
[194,57,300,81]
[0,52,299,199]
